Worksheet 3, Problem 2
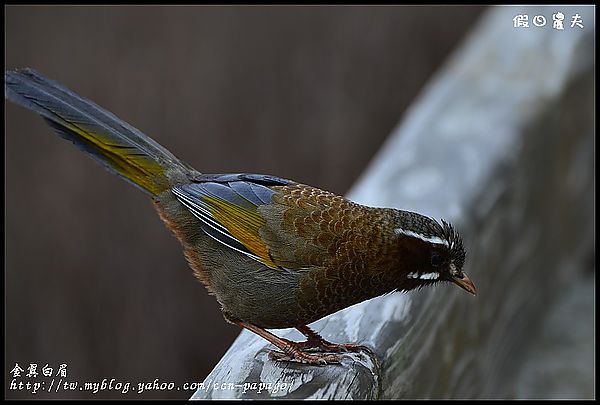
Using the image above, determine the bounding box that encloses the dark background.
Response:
[5,5,484,399]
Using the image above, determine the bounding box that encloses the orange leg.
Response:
[235,321,342,365]
[295,325,374,356]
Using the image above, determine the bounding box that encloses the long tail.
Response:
[5,68,192,196]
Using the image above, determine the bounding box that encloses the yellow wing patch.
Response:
[203,196,278,269]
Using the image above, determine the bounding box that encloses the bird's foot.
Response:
[234,320,375,366]
[268,348,342,365]
[296,339,373,355]
[295,325,375,357]
[235,321,343,366]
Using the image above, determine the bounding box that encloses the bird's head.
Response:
[391,211,475,295]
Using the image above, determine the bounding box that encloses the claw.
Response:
[269,350,342,365]
[234,321,375,367]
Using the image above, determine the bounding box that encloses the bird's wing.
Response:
[172,173,290,269]
[256,182,361,271]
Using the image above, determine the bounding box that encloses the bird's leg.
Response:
[295,325,374,356]
[235,321,342,365]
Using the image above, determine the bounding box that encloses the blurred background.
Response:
[5,5,487,399]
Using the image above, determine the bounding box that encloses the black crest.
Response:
[440,220,466,269]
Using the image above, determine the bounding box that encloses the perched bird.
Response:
[5,68,475,365]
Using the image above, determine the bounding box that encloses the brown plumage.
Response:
[5,68,475,365]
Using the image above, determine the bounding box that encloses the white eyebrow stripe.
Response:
[394,228,449,246]
[407,271,440,280]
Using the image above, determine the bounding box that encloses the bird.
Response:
[5,68,475,365]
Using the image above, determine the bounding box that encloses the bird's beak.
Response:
[451,272,477,295]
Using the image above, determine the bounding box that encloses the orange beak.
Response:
[451,272,477,295]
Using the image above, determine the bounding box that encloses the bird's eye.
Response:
[431,252,443,267]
